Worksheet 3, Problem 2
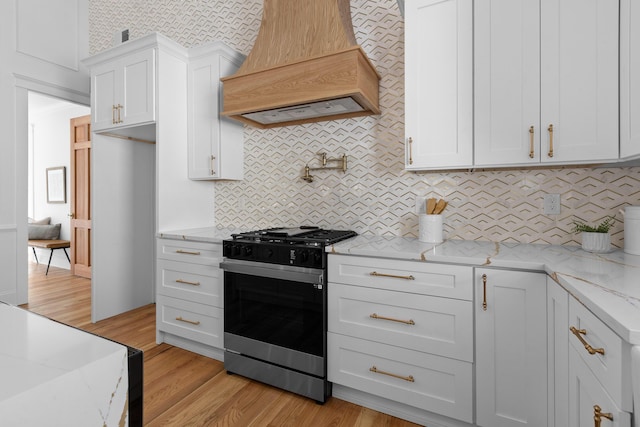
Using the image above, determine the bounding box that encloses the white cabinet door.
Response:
[91,48,155,131]
[405,0,472,170]
[187,42,244,180]
[475,0,618,167]
[474,0,541,166]
[475,268,547,427]
[621,0,640,159]
[540,0,618,163]
[547,277,569,427]
[92,64,118,131]
[568,347,631,427]
[120,48,155,127]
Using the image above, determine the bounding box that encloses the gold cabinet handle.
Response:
[408,137,413,165]
[176,249,201,256]
[176,279,201,286]
[482,273,488,311]
[529,126,535,158]
[210,155,216,176]
[370,313,415,325]
[175,316,200,326]
[547,124,554,157]
[370,271,415,280]
[570,326,605,356]
[593,405,613,427]
[370,366,414,382]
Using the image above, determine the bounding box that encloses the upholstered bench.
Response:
[28,239,70,275]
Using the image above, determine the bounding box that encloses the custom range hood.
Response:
[220,0,381,128]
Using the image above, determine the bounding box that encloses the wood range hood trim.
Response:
[220,0,381,129]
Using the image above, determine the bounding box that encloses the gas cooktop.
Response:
[224,227,357,268]
[230,226,357,246]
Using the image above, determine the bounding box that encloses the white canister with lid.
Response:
[623,206,640,255]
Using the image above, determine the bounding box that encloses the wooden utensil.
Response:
[433,199,447,214]
[426,198,437,214]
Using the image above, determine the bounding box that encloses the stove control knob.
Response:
[242,245,253,257]
[300,250,309,263]
[232,244,241,256]
[266,248,274,258]
[313,251,323,265]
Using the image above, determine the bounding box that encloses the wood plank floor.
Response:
[20,262,421,427]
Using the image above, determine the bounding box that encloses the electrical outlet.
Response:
[544,193,561,215]
[415,196,427,214]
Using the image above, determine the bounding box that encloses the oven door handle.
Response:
[220,260,324,284]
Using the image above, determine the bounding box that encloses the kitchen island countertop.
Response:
[327,235,640,345]
[0,303,129,425]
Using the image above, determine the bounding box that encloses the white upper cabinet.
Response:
[91,48,155,132]
[187,42,245,180]
[405,0,473,170]
[621,0,640,159]
[475,0,619,167]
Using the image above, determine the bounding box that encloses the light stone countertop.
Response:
[0,303,129,425]
[327,235,640,346]
[157,228,640,345]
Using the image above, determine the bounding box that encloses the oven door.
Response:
[220,259,326,377]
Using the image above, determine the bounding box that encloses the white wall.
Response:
[28,95,90,270]
[1,0,89,304]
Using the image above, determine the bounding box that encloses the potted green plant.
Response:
[571,216,615,253]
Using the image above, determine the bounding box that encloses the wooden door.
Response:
[70,115,91,278]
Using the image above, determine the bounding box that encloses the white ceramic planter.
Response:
[581,232,611,253]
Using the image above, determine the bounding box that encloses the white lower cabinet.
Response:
[156,238,224,360]
[567,297,632,427]
[327,254,474,424]
[547,277,569,427]
[475,268,547,427]
[569,346,631,427]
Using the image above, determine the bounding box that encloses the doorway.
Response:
[27,92,91,290]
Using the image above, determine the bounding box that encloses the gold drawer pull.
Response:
[176,316,200,326]
[369,366,414,383]
[370,271,415,280]
[408,137,414,165]
[529,126,535,158]
[176,249,201,256]
[547,124,554,157]
[370,313,415,325]
[482,274,488,311]
[570,326,605,356]
[594,405,613,427]
[176,279,200,286]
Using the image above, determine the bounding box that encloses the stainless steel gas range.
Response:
[220,227,357,403]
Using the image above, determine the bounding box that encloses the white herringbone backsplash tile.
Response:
[90,0,640,248]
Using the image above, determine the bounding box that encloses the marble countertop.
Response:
[0,303,129,425]
[158,226,237,243]
[157,227,640,345]
[328,235,640,346]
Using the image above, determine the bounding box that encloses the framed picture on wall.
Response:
[46,166,66,204]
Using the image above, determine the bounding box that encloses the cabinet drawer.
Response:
[569,346,631,427]
[157,260,222,306]
[569,298,631,411]
[328,254,472,300]
[156,295,223,348]
[328,283,472,362]
[328,332,473,423]
[157,239,222,265]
